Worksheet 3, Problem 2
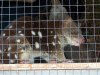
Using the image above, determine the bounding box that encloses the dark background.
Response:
[0,0,85,29]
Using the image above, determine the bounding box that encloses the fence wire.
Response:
[0,0,99,64]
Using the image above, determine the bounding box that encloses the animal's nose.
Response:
[79,37,85,44]
[73,37,85,46]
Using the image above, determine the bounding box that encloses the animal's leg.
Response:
[56,49,74,63]
[56,49,66,63]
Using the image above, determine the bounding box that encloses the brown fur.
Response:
[0,15,84,63]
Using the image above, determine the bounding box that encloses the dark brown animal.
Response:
[0,16,84,64]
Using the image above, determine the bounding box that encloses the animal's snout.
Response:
[75,37,85,46]
[79,37,85,44]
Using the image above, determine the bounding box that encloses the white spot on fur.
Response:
[54,35,57,39]
[4,49,6,51]
[18,31,22,33]
[52,42,56,46]
[20,34,24,36]
[50,31,53,33]
[10,59,15,63]
[7,53,10,57]
[35,42,40,49]
[31,31,36,36]
[16,39,21,43]
[15,54,18,59]
[8,46,11,51]
[3,33,6,36]
[58,41,61,44]
[9,25,12,28]
[38,31,42,38]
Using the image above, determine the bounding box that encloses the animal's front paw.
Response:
[64,59,74,63]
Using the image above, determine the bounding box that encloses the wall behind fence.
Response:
[0,70,99,75]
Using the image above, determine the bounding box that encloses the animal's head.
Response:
[62,17,85,46]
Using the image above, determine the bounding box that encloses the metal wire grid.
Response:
[0,0,99,64]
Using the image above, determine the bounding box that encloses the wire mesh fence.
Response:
[0,0,99,64]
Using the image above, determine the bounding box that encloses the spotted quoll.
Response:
[0,16,84,64]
